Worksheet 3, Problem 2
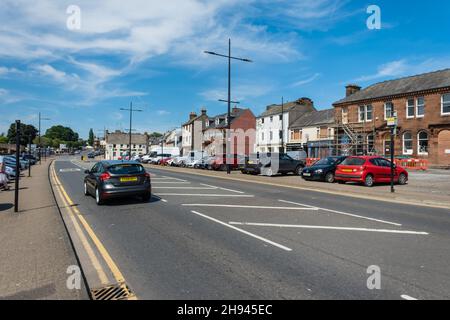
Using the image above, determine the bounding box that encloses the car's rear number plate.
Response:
[303,173,311,177]
[120,177,138,182]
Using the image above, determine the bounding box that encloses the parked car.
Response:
[242,153,305,176]
[4,156,28,170]
[171,156,188,167]
[84,161,151,205]
[87,152,96,159]
[302,156,347,183]
[335,156,408,187]
[22,154,37,165]
[195,156,215,169]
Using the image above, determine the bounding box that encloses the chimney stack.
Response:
[295,97,314,107]
[201,108,207,116]
[189,112,197,120]
[346,84,361,97]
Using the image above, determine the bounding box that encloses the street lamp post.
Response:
[38,112,50,165]
[120,102,143,160]
[205,39,252,174]
[281,97,285,154]
[14,120,21,213]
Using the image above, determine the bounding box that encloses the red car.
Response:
[335,156,408,187]
[210,154,240,171]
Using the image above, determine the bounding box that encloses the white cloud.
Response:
[352,57,450,83]
[292,73,321,87]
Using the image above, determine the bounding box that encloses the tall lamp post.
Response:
[38,112,51,165]
[205,39,252,174]
[281,97,285,154]
[120,102,143,160]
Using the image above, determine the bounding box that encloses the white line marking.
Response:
[151,178,187,182]
[228,222,429,235]
[401,295,418,300]
[153,187,216,190]
[182,204,319,211]
[155,193,254,197]
[279,200,402,227]
[190,211,292,252]
[161,199,168,203]
[151,181,191,184]
[200,183,245,194]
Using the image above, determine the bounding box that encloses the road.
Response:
[53,157,450,300]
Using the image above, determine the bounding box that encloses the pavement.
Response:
[143,164,450,209]
[50,156,450,300]
[0,158,89,300]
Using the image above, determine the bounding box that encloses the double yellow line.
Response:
[50,162,136,299]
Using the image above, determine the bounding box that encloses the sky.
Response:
[1,0,450,139]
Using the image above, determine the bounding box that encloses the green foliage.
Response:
[149,132,163,138]
[7,123,38,146]
[45,125,79,142]
[0,133,8,144]
[88,128,95,146]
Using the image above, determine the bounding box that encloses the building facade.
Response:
[288,109,335,158]
[202,107,256,156]
[181,109,209,156]
[332,69,450,166]
[163,128,182,149]
[105,130,149,160]
[256,98,316,153]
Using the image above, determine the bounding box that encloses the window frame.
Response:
[402,132,413,155]
[384,102,394,120]
[442,94,450,116]
[416,97,425,118]
[417,131,429,155]
[406,99,415,119]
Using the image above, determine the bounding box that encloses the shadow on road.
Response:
[102,195,161,207]
[0,203,14,212]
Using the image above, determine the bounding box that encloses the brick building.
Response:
[332,69,450,166]
[202,107,256,156]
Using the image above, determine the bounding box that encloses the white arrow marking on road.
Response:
[228,222,429,235]
[59,168,81,172]
[401,295,418,300]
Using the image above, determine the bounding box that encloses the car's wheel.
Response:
[398,173,408,185]
[364,174,375,187]
[219,164,227,171]
[95,187,104,205]
[325,172,335,183]
[84,182,89,196]
[295,166,304,176]
[142,192,151,202]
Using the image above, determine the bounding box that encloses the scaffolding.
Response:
[332,119,379,156]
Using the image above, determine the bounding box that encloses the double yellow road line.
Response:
[50,162,136,300]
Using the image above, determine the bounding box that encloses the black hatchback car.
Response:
[301,156,347,183]
[84,161,151,205]
[242,153,305,176]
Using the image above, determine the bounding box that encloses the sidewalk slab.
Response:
[0,159,89,300]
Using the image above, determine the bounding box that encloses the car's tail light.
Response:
[100,172,111,181]
[144,172,151,180]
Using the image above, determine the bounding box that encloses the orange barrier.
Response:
[395,158,428,171]
[306,158,320,166]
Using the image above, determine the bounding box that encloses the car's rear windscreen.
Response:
[341,158,366,166]
[108,164,145,175]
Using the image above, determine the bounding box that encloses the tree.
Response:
[88,128,94,146]
[45,125,79,142]
[7,123,38,146]
[0,133,8,144]
[149,132,163,139]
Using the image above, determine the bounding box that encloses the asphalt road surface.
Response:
[54,157,450,300]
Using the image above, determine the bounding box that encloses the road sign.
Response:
[387,117,398,127]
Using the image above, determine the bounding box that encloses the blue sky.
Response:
[1,0,450,139]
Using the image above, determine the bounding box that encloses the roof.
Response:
[259,98,316,118]
[205,108,249,130]
[106,132,148,145]
[334,68,450,105]
[182,113,208,126]
[290,109,335,129]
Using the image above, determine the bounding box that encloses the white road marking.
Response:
[182,204,319,211]
[153,187,217,190]
[59,168,81,172]
[228,222,429,235]
[190,211,292,252]
[279,199,402,227]
[155,193,254,197]
[161,199,168,203]
[152,178,187,182]
[401,295,418,300]
[200,183,245,194]
[151,181,191,184]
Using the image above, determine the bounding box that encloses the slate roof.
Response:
[106,132,148,145]
[290,109,335,129]
[205,108,248,130]
[334,68,450,105]
[259,98,316,118]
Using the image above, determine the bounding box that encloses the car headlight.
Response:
[315,169,323,174]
